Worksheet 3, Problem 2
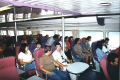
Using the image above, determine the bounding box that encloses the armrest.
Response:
[37,69,48,80]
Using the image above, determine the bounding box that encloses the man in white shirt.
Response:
[59,37,67,52]
[52,43,76,80]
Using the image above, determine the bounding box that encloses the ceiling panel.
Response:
[1,0,120,15]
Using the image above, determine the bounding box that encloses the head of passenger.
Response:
[36,42,41,49]
[101,40,106,46]
[60,36,62,42]
[75,38,80,44]
[65,36,69,41]
[82,38,86,44]
[6,41,14,50]
[53,34,58,40]
[69,36,73,42]
[58,34,60,39]
[44,47,52,55]
[55,43,62,51]
[86,36,91,42]
[107,53,118,66]
[33,36,37,41]
[20,43,28,53]
[105,38,109,44]
[96,41,102,50]
[21,39,27,44]
[45,35,49,38]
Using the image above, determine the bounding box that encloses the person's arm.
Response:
[66,58,73,64]
[19,59,33,65]
[40,65,53,76]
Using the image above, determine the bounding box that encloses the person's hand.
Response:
[60,66,63,70]
[48,72,54,76]
[63,65,68,67]
[83,54,87,58]
[29,60,33,63]
[70,60,73,64]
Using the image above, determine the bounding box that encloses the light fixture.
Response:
[0,5,13,11]
[99,1,111,6]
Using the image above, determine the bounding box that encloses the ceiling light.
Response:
[99,2,111,6]
[0,5,13,11]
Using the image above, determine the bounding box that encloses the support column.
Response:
[62,16,65,51]
[14,6,18,42]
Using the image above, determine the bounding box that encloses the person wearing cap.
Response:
[31,36,38,44]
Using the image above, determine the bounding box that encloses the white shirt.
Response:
[102,46,108,53]
[59,41,66,51]
[52,50,67,63]
[18,50,33,62]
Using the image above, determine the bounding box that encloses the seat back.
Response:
[15,42,20,47]
[0,56,20,80]
[52,45,56,53]
[41,37,47,48]
[54,39,60,45]
[15,46,21,69]
[91,41,98,62]
[2,44,7,51]
[100,55,111,80]
[29,43,36,56]
[34,48,45,78]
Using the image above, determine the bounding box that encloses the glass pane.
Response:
[1,30,7,35]
[58,31,72,37]
[42,31,54,37]
[80,31,103,45]
[109,32,120,49]
[8,30,14,36]
[17,31,24,36]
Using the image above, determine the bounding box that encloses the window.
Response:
[58,31,72,37]
[17,31,24,36]
[80,31,103,45]
[8,30,14,36]
[0,30,7,35]
[26,30,32,35]
[109,32,120,49]
[42,31,54,37]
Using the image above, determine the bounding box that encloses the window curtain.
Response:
[72,30,79,39]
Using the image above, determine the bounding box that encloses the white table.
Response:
[67,62,89,80]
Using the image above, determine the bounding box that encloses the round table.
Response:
[67,62,89,80]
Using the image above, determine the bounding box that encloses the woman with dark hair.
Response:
[96,40,108,62]
[18,43,35,70]
[69,36,73,42]
[65,36,73,62]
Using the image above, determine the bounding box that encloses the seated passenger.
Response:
[18,43,35,70]
[59,36,67,52]
[86,36,92,52]
[31,36,38,44]
[79,38,93,63]
[96,40,108,62]
[107,53,118,80]
[69,36,73,42]
[65,36,73,61]
[39,47,69,80]
[33,42,41,56]
[3,41,16,57]
[102,38,111,53]
[45,34,58,46]
[21,39,28,44]
[52,43,76,80]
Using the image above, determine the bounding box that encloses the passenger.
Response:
[18,43,35,70]
[3,40,16,57]
[69,36,73,42]
[80,38,93,64]
[96,41,108,62]
[115,47,120,55]
[33,42,41,56]
[86,36,92,51]
[45,34,58,47]
[37,34,42,43]
[52,43,76,80]
[107,53,118,80]
[102,38,111,53]
[65,36,73,61]
[21,39,28,44]
[59,36,67,51]
[39,47,69,80]
[31,36,38,44]
[45,34,49,39]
